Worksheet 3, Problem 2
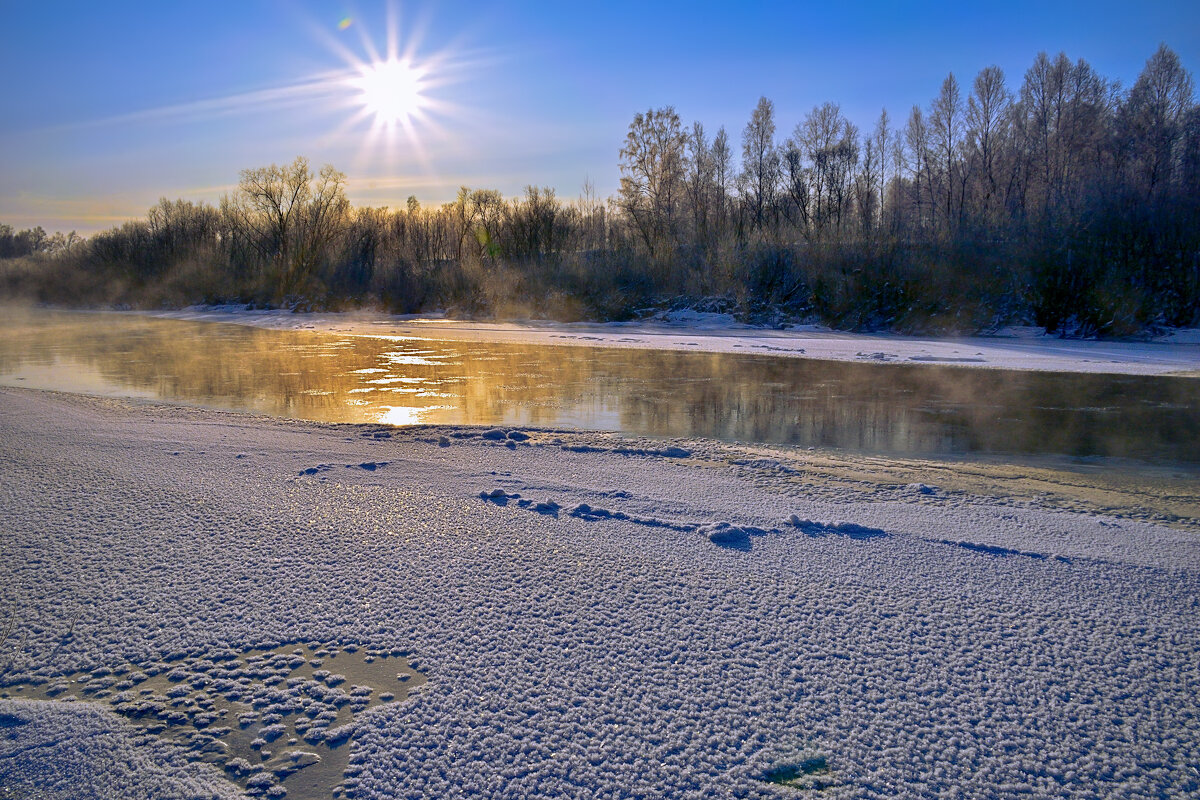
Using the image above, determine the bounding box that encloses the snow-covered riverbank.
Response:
[148,306,1200,377]
[2,388,1198,798]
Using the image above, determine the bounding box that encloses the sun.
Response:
[352,58,426,124]
[315,5,462,167]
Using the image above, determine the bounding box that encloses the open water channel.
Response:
[1,309,1197,465]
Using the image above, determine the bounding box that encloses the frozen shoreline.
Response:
[1,387,1198,798]
[143,306,1200,377]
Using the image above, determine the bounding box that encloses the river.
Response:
[1,309,1197,465]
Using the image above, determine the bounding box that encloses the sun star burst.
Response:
[352,58,427,124]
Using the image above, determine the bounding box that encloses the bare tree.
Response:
[781,136,812,241]
[1182,106,1200,195]
[224,157,308,269]
[965,66,1011,225]
[450,187,504,262]
[796,103,859,240]
[1118,44,1195,196]
[504,186,562,260]
[618,107,687,260]
[685,121,714,247]
[855,131,881,236]
[1016,52,1078,217]
[740,96,780,233]
[223,156,348,295]
[297,163,351,278]
[929,73,965,233]
[711,126,734,238]
[577,177,605,251]
[872,108,891,231]
[904,105,932,232]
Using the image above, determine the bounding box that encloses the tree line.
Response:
[3,45,1197,334]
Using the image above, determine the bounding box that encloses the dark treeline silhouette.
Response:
[3,45,1197,334]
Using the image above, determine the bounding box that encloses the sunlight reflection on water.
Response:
[0,309,1196,465]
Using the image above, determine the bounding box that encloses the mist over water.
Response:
[1,309,1197,465]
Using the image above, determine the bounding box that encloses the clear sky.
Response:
[2,0,1197,234]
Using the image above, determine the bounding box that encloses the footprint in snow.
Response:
[480,488,519,505]
[938,539,1067,562]
[698,522,755,550]
[788,516,888,540]
[514,499,560,516]
[485,490,772,550]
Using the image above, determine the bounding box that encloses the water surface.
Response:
[1,310,1197,465]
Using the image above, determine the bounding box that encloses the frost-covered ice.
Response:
[149,307,1200,376]
[1,388,1199,799]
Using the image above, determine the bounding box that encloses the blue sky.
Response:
[1,0,1197,233]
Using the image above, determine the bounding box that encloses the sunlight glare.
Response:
[352,58,426,124]
[379,404,450,426]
